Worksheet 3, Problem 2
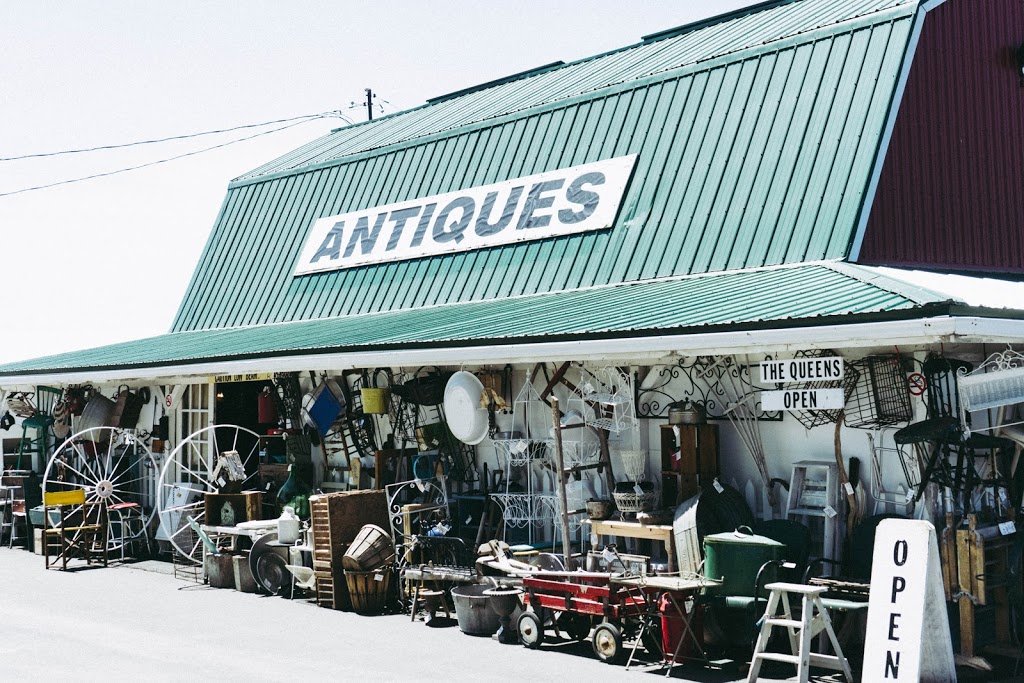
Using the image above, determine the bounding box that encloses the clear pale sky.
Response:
[2,1,1016,365]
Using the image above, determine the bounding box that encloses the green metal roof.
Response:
[172,0,919,333]
[0,263,951,376]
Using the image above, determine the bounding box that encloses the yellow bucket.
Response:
[360,387,389,414]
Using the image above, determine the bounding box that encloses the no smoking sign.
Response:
[908,372,927,397]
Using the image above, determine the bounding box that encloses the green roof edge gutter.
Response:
[8,304,1024,385]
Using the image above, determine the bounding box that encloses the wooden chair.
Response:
[43,489,108,570]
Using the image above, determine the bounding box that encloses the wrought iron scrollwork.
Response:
[636,355,781,421]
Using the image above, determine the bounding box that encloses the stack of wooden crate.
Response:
[310,489,390,609]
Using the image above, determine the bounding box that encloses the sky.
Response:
[3,1,1020,366]
[0,1,763,364]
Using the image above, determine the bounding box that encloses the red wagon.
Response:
[517,570,657,664]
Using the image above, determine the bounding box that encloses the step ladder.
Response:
[747,582,852,683]
[786,461,841,561]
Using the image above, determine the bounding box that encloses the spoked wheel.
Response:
[517,610,544,649]
[43,427,158,556]
[156,424,261,564]
[592,621,624,664]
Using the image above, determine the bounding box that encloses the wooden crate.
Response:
[204,491,262,526]
[310,490,389,609]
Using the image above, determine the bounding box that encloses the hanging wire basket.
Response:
[845,355,913,429]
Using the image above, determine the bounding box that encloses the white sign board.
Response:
[863,519,956,682]
[761,388,845,411]
[294,155,638,275]
[759,356,844,384]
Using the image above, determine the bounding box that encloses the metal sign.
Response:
[758,356,844,384]
[761,388,844,411]
[293,155,638,275]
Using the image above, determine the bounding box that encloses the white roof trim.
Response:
[3,315,1022,387]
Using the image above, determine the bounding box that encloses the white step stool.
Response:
[747,582,852,683]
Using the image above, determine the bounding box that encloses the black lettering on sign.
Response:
[344,213,388,258]
[475,187,523,237]
[433,197,475,243]
[517,178,564,229]
[893,540,908,566]
[559,171,605,224]
[891,575,906,603]
[888,612,901,641]
[885,650,900,678]
[311,220,345,262]
[385,206,421,251]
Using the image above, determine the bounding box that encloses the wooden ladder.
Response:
[747,582,853,683]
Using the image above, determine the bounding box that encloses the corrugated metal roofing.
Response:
[858,0,1024,275]
[238,0,918,181]
[172,0,918,333]
[0,263,950,376]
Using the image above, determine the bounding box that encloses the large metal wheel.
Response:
[42,427,158,555]
[156,424,261,564]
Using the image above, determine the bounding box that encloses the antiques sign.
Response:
[759,355,846,413]
[293,155,637,275]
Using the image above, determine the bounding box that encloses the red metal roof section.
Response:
[858,0,1024,276]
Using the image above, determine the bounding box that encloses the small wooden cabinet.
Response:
[660,424,719,507]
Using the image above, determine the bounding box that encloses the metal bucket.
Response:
[703,527,783,597]
[78,393,115,439]
[360,387,389,415]
[205,553,236,588]
[451,584,501,636]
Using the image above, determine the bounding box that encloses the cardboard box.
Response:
[204,491,263,526]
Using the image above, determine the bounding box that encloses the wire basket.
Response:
[619,450,647,482]
[845,355,913,429]
[493,439,547,467]
[612,489,660,513]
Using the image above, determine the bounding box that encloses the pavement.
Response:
[0,546,957,682]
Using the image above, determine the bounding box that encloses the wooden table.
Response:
[585,519,676,572]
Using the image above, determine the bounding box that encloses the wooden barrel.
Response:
[342,524,395,571]
[344,569,392,614]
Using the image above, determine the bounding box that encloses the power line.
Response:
[0,111,345,162]
[0,117,331,198]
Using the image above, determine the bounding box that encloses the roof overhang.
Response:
[2,261,1017,387]
[2,314,1020,388]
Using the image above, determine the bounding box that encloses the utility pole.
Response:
[365,88,374,121]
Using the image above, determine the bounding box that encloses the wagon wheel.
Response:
[592,621,624,664]
[42,427,158,555]
[156,424,261,565]
[517,611,544,649]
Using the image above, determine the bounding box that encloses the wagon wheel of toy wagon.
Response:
[517,611,544,649]
[42,427,158,555]
[156,424,261,565]
[592,621,624,664]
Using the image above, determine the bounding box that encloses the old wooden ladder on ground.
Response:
[746,582,853,683]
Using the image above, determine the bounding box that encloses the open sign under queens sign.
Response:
[293,155,637,275]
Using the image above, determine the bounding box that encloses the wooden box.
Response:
[204,491,262,526]
[310,490,389,573]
